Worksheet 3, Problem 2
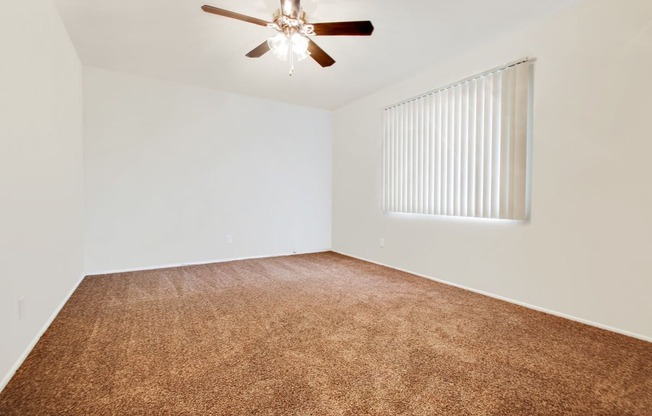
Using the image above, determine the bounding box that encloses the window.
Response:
[382,59,533,220]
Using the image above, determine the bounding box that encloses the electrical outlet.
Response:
[18,297,25,320]
[226,235,232,244]
[379,238,385,248]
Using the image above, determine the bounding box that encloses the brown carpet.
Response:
[0,252,650,415]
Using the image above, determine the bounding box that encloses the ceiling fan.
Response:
[201,0,374,75]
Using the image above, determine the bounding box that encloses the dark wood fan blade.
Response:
[307,39,335,67]
[245,41,271,58]
[311,21,374,36]
[280,0,301,18]
[201,5,269,27]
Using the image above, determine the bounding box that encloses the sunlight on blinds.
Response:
[382,59,533,220]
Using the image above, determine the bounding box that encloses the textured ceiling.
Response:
[54,0,576,109]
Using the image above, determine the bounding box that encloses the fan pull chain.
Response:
[289,44,295,76]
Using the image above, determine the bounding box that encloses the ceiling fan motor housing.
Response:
[271,9,314,36]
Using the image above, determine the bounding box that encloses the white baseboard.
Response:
[0,273,86,393]
[334,251,652,343]
[87,248,332,276]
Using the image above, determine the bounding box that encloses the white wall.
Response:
[84,67,332,274]
[0,0,84,390]
[332,0,652,340]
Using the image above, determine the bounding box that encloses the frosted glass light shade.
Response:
[290,33,309,61]
[268,33,289,61]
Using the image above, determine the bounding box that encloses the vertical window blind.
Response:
[382,59,533,220]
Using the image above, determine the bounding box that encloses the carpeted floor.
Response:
[0,252,650,415]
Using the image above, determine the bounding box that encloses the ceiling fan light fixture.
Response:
[267,32,310,62]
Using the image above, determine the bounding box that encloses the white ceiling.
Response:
[54,0,576,110]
